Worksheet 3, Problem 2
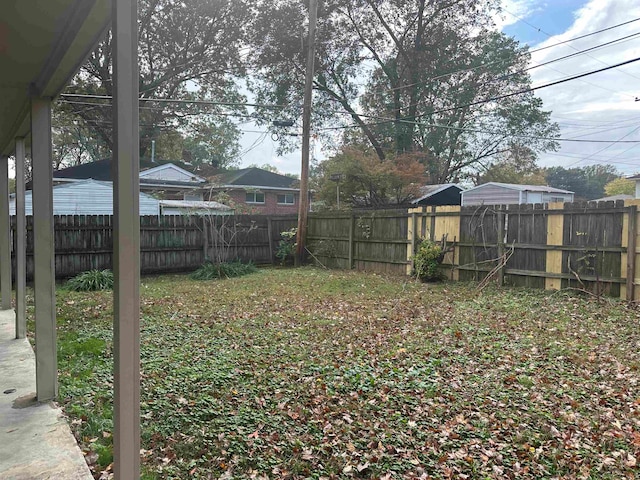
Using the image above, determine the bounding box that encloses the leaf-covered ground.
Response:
[35,267,640,479]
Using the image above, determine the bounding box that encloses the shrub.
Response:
[412,239,443,282]
[66,269,114,291]
[190,260,258,280]
[275,227,297,265]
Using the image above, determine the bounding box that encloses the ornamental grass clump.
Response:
[190,260,257,280]
[412,239,444,282]
[66,269,114,291]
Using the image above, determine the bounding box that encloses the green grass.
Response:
[30,268,640,479]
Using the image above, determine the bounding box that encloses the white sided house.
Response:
[461,182,574,206]
[10,179,160,216]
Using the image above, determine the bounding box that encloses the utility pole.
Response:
[295,0,318,266]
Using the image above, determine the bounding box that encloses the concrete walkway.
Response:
[0,309,93,480]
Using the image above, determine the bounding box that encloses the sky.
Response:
[238,0,640,177]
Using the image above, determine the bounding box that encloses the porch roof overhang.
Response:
[0,0,110,156]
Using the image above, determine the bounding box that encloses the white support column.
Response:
[112,0,141,477]
[31,97,57,401]
[15,138,27,338]
[0,155,10,311]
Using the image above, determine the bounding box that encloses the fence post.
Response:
[626,205,637,302]
[497,210,505,286]
[406,211,417,275]
[267,217,274,264]
[348,214,355,269]
[202,216,208,261]
[429,206,436,242]
[545,204,564,290]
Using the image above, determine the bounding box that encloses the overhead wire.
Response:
[317,55,640,138]
[349,16,640,100]
[563,124,640,167]
[504,7,640,85]
[59,93,288,110]
[359,31,640,115]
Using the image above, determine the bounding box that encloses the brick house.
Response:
[206,167,301,215]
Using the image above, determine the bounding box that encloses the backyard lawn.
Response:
[33,267,640,479]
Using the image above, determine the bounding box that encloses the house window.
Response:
[246,192,265,204]
[277,193,295,205]
[550,196,565,203]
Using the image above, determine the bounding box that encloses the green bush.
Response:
[190,260,258,280]
[275,227,297,265]
[66,269,114,291]
[412,239,443,282]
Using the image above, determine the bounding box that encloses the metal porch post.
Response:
[0,155,10,311]
[31,96,57,401]
[15,138,27,338]
[112,0,141,476]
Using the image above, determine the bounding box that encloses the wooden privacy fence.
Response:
[306,201,640,301]
[306,211,409,274]
[10,214,297,280]
[9,202,640,300]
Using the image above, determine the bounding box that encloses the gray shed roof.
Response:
[412,184,463,204]
[465,182,574,194]
[592,194,634,202]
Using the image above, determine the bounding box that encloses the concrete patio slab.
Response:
[0,309,93,480]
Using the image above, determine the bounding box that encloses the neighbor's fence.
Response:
[10,214,297,280]
[10,202,640,300]
[305,201,640,301]
[306,210,409,275]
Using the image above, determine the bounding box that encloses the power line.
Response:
[59,93,288,110]
[564,124,640,167]
[504,8,640,84]
[378,31,640,114]
[353,17,640,99]
[320,109,640,143]
[503,31,640,79]
[320,55,640,137]
[422,55,640,117]
[58,100,267,122]
[528,17,640,54]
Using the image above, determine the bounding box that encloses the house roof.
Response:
[627,174,640,180]
[464,182,574,195]
[53,158,204,184]
[411,184,463,204]
[212,167,298,189]
[139,163,206,182]
[592,194,634,202]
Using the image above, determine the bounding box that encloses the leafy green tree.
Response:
[248,0,559,182]
[52,104,110,169]
[62,0,248,167]
[474,144,545,185]
[545,165,618,200]
[604,177,635,197]
[314,147,426,208]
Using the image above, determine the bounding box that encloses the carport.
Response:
[0,0,141,477]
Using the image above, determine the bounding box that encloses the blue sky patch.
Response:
[503,0,587,46]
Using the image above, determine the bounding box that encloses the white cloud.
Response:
[494,0,539,30]
[528,0,640,173]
